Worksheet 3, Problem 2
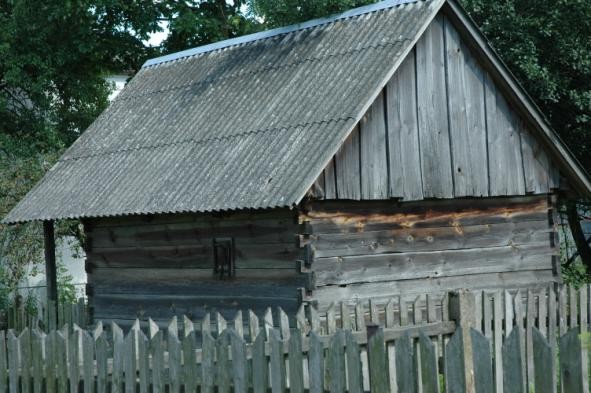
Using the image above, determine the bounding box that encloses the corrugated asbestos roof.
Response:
[4,0,444,223]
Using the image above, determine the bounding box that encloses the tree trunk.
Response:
[566,201,591,270]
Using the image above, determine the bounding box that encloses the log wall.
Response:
[300,195,559,310]
[84,209,304,325]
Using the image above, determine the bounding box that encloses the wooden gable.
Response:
[309,13,560,202]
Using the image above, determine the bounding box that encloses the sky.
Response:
[146,21,170,47]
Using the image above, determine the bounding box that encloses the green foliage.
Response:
[56,261,77,304]
[248,0,376,27]
[162,0,262,53]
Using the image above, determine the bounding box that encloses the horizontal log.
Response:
[301,196,549,234]
[313,243,555,286]
[88,219,298,248]
[87,242,300,269]
[310,269,557,310]
[311,219,551,257]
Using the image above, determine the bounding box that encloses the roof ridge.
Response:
[142,0,420,68]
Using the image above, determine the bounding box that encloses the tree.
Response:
[0,0,167,301]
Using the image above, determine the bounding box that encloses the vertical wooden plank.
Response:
[444,328,465,393]
[395,333,416,393]
[539,289,548,337]
[471,329,493,393]
[269,329,286,393]
[416,14,453,198]
[367,327,388,393]
[444,16,488,197]
[233,310,244,339]
[548,286,558,393]
[413,296,423,325]
[360,91,388,199]
[55,331,68,393]
[168,326,182,393]
[311,171,325,199]
[385,299,396,328]
[579,285,589,393]
[400,297,408,327]
[484,71,526,196]
[251,331,267,393]
[354,302,364,332]
[559,286,567,335]
[324,159,337,199]
[520,124,550,194]
[386,48,423,201]
[216,331,231,393]
[81,331,94,393]
[327,330,346,393]
[112,323,124,393]
[124,330,137,393]
[505,290,514,337]
[136,330,149,393]
[201,313,211,337]
[493,291,504,393]
[288,330,304,393]
[201,332,215,393]
[264,308,274,338]
[340,302,351,330]
[31,330,43,393]
[345,331,363,393]
[525,289,535,391]
[19,329,31,393]
[513,290,526,389]
[95,333,108,393]
[483,293,493,340]
[216,313,227,336]
[0,331,7,393]
[308,332,324,393]
[419,332,439,393]
[502,329,524,393]
[532,328,553,393]
[183,331,198,393]
[231,330,247,393]
[67,329,79,393]
[559,328,585,393]
[309,306,321,334]
[335,125,361,200]
[149,330,164,393]
[248,310,260,342]
[7,331,17,393]
[278,308,290,340]
[569,286,578,329]
[326,304,337,335]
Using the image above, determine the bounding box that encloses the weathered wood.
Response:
[419,332,439,393]
[308,332,324,393]
[502,329,524,393]
[532,328,553,393]
[484,72,526,196]
[386,48,423,201]
[360,91,388,199]
[314,243,553,287]
[493,291,504,393]
[183,331,198,393]
[216,331,231,393]
[445,327,465,393]
[81,331,94,393]
[327,330,345,393]
[150,330,164,393]
[471,329,493,393]
[0,331,6,393]
[251,331,267,393]
[345,330,363,393]
[123,331,136,393]
[559,329,585,393]
[44,221,58,309]
[395,333,416,393]
[95,333,108,393]
[31,330,43,393]
[416,14,453,198]
[201,333,215,393]
[367,327,388,393]
[335,125,361,200]
[68,329,79,393]
[231,330,247,393]
[520,125,551,194]
[288,330,304,393]
[324,158,337,199]
[525,289,535,389]
[444,16,488,197]
[269,329,286,393]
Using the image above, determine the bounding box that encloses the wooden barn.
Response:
[4,0,591,325]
